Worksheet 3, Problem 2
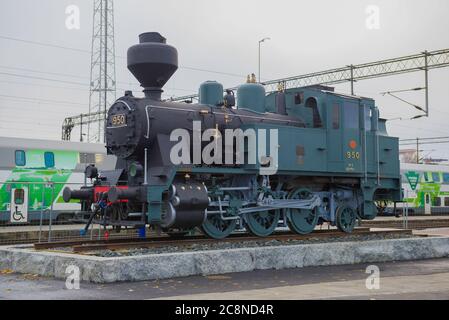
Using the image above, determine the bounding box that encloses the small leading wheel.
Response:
[336,205,357,233]
[245,209,280,237]
[286,188,319,235]
[201,215,237,239]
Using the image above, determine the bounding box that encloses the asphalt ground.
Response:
[1,258,449,300]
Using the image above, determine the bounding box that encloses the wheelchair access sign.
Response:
[10,187,28,223]
[405,171,420,191]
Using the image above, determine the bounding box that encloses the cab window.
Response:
[305,98,322,128]
[344,101,359,129]
[15,150,26,166]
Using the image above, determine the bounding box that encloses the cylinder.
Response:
[161,182,208,229]
[107,186,142,202]
[63,187,92,202]
[199,81,224,106]
[237,83,266,113]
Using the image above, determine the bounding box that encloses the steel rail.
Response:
[34,228,373,250]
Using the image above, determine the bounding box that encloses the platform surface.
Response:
[414,227,449,237]
[0,224,86,233]
[374,215,449,221]
[1,258,449,300]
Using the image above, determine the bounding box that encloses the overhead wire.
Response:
[1,35,449,140]
[0,35,247,78]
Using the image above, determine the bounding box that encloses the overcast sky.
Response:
[0,0,448,157]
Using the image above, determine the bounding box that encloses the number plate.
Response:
[111,114,127,127]
[346,151,361,159]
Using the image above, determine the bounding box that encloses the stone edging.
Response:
[0,237,448,283]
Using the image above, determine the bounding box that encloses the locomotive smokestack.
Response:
[127,32,178,100]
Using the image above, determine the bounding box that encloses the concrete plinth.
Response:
[1,237,449,283]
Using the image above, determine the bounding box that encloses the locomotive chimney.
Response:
[127,32,178,100]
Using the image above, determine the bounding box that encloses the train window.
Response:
[344,101,359,129]
[435,197,441,207]
[14,189,25,205]
[424,172,430,182]
[443,173,449,183]
[332,104,340,129]
[44,152,55,168]
[432,172,440,183]
[305,98,322,128]
[295,92,304,105]
[445,197,449,206]
[15,150,26,166]
[420,173,426,182]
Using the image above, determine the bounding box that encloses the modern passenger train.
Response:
[392,163,449,215]
[0,137,113,224]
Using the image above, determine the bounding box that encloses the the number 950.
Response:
[346,151,360,159]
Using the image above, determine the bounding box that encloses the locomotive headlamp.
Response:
[129,162,143,178]
[85,164,98,179]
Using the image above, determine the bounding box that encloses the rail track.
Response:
[361,219,449,230]
[33,228,414,253]
[1,216,445,246]
[0,216,447,246]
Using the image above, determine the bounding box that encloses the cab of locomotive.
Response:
[265,86,380,133]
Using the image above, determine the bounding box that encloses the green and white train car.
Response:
[398,163,449,215]
[0,137,114,224]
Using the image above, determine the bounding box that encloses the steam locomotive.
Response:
[63,32,402,239]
